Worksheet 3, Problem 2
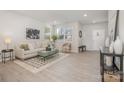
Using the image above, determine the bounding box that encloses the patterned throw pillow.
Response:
[20,44,29,51]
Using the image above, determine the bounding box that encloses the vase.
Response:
[105,37,110,47]
[114,36,123,54]
[109,41,114,53]
[106,56,112,67]
[106,41,114,67]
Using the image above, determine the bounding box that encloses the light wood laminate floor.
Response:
[0,52,101,82]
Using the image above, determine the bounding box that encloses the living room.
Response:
[0,10,108,52]
[1,0,124,92]
[0,10,123,82]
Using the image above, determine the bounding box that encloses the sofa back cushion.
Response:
[34,42,42,49]
[20,44,29,51]
[28,43,34,50]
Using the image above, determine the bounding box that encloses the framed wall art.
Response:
[26,28,40,39]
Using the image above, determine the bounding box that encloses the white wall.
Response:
[82,22,108,51]
[108,10,117,42]
[57,22,108,52]
[108,10,116,34]
[109,10,124,48]
[0,11,45,50]
[119,10,124,50]
[70,22,80,53]
[76,22,84,47]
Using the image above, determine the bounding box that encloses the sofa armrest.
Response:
[15,47,25,59]
[16,47,24,53]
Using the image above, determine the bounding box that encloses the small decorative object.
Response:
[26,28,40,39]
[105,37,110,47]
[51,35,58,47]
[4,37,11,49]
[106,57,112,67]
[105,41,114,67]
[114,36,123,54]
[46,44,51,51]
[109,41,114,53]
[79,30,82,38]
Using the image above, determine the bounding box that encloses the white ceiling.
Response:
[11,10,108,25]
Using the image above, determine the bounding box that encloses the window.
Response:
[44,27,51,40]
[57,27,72,41]
[44,26,72,41]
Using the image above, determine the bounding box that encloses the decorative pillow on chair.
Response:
[20,44,29,51]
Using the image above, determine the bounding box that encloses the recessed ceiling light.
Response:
[83,14,87,17]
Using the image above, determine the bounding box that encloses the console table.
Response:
[100,48,123,82]
[1,49,14,63]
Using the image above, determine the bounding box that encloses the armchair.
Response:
[62,43,71,53]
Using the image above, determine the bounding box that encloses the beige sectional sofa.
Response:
[15,42,45,60]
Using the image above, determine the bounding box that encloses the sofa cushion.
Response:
[23,48,44,55]
[24,49,37,55]
[28,43,34,50]
[34,42,42,49]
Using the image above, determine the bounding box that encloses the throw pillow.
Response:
[46,44,51,51]
[20,44,29,51]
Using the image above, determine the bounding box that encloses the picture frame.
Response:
[26,28,40,39]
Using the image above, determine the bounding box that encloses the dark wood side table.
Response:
[1,49,14,64]
[78,45,86,52]
[100,48,123,82]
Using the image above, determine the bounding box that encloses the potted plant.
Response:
[51,35,58,42]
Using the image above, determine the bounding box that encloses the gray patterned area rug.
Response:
[14,53,70,73]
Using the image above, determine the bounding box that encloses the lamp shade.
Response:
[5,37,11,44]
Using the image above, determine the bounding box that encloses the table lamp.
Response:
[5,37,11,50]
